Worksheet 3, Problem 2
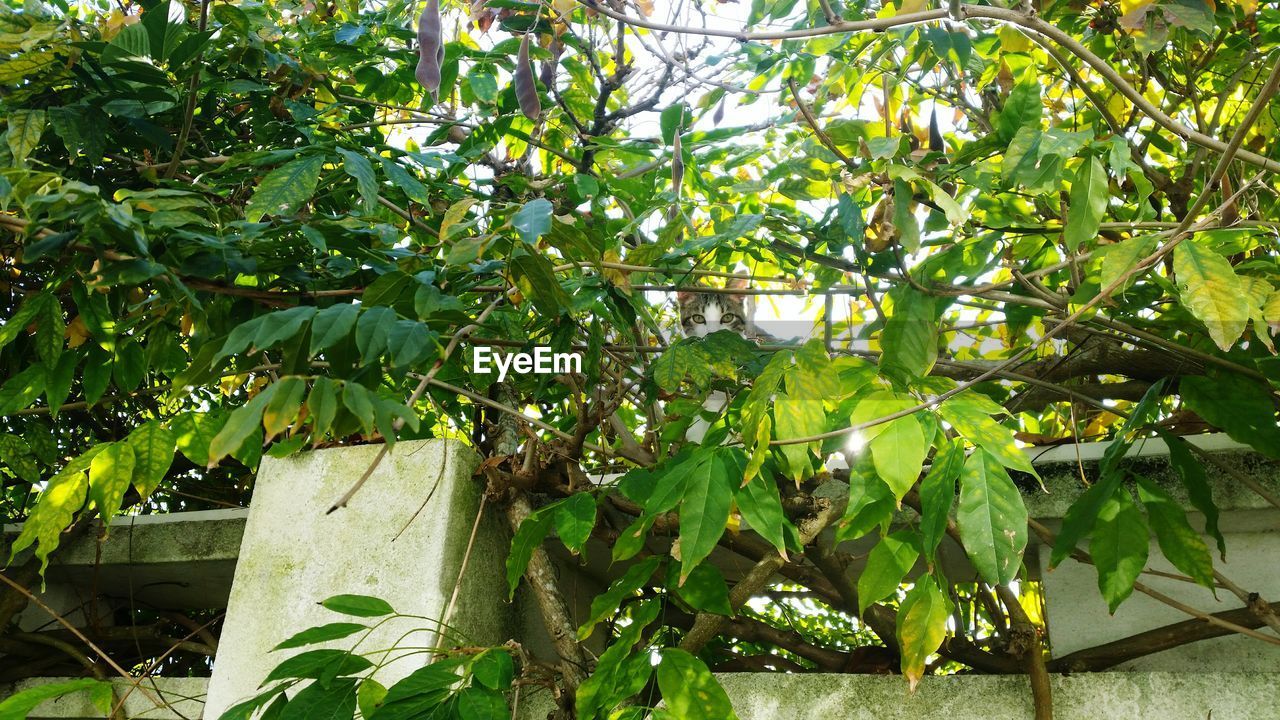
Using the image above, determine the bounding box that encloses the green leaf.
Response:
[255,306,318,350]
[1096,234,1156,294]
[262,377,307,439]
[1091,485,1148,613]
[919,439,963,559]
[660,103,694,144]
[470,649,514,690]
[1157,430,1225,558]
[209,385,277,465]
[956,449,1028,585]
[307,378,339,440]
[6,447,99,576]
[653,341,703,392]
[355,306,396,364]
[511,198,553,243]
[1135,475,1216,591]
[576,601,660,720]
[44,351,77,418]
[939,392,1038,477]
[356,679,387,720]
[321,594,396,617]
[774,392,824,484]
[836,469,896,542]
[125,420,176,499]
[1064,157,1108,251]
[456,687,507,720]
[172,411,223,466]
[506,507,555,599]
[278,678,357,720]
[857,530,919,615]
[0,678,111,720]
[245,154,325,222]
[7,108,46,165]
[387,320,433,369]
[34,291,63,363]
[1173,237,1250,351]
[579,556,662,640]
[896,577,949,691]
[995,81,1041,143]
[879,288,937,380]
[554,492,596,555]
[847,390,917,444]
[312,303,363,356]
[656,649,738,720]
[88,441,136,521]
[311,303,360,357]
[0,293,48,353]
[869,415,927,500]
[611,515,655,564]
[378,157,431,205]
[1180,373,1280,459]
[363,272,413,308]
[264,650,373,684]
[0,365,47,414]
[338,148,378,208]
[215,683,294,720]
[112,340,147,392]
[273,622,368,650]
[735,472,787,555]
[678,448,736,582]
[673,563,733,616]
[509,252,569,315]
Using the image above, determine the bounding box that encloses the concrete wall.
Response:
[715,672,1280,719]
[0,677,206,720]
[1032,439,1280,671]
[201,439,511,719]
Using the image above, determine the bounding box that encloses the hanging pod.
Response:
[515,33,542,121]
[415,0,444,101]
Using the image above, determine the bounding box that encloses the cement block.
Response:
[1040,531,1280,671]
[202,439,511,719]
[3,509,248,615]
[714,672,1280,719]
[0,677,207,719]
[1031,436,1280,671]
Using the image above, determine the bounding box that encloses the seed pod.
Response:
[671,132,684,200]
[415,0,443,101]
[515,33,541,120]
[539,39,562,91]
[712,98,725,126]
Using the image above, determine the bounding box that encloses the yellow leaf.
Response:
[440,198,476,240]
[998,26,1030,53]
[551,0,575,18]
[1174,239,1251,351]
[66,315,90,348]
[602,249,631,293]
[897,0,929,14]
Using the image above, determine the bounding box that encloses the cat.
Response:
[674,280,780,444]
[676,278,777,343]
[675,282,848,471]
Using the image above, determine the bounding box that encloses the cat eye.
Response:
[689,313,705,323]
[721,313,739,323]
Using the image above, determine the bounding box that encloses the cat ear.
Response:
[726,277,749,290]
[677,290,695,303]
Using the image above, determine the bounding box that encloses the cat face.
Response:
[678,288,749,338]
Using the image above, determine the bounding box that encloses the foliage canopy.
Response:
[3,0,1280,716]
